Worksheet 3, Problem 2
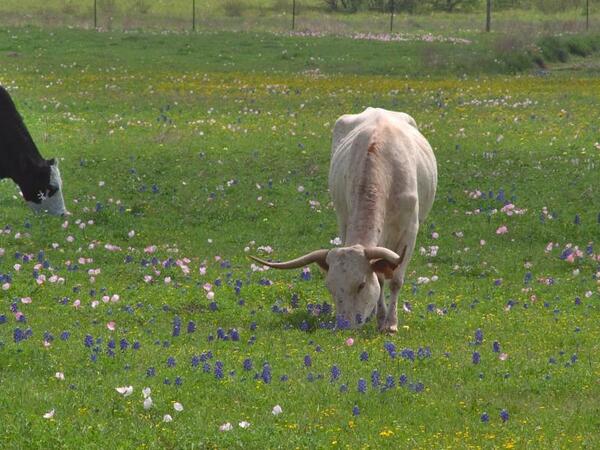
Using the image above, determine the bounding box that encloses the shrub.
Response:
[565,36,594,57]
[222,0,247,17]
[493,35,535,72]
[538,36,570,63]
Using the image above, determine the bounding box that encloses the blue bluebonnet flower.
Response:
[13,328,25,343]
[417,347,431,359]
[60,331,70,341]
[360,351,369,362]
[472,351,481,364]
[0,315,6,325]
[202,362,211,373]
[336,315,350,329]
[340,384,348,393]
[299,320,310,332]
[331,365,341,381]
[481,412,489,423]
[261,363,272,384]
[475,329,483,344]
[384,342,396,358]
[187,321,196,333]
[385,375,395,389]
[146,367,156,377]
[307,373,314,382]
[493,341,500,353]
[300,268,311,281]
[410,382,424,393]
[217,328,226,339]
[352,405,360,416]
[243,358,253,371]
[280,375,289,382]
[358,378,367,393]
[401,348,414,361]
[574,214,581,225]
[167,356,176,368]
[133,341,141,350]
[500,409,509,422]
[304,355,312,367]
[371,370,380,388]
[290,293,299,309]
[399,374,407,386]
[191,355,200,368]
[230,329,240,341]
[84,334,93,347]
[90,354,97,362]
[215,361,224,379]
[119,339,128,350]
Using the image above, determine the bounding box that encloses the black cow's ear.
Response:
[47,158,56,166]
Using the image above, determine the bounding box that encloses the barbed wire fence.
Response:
[0,1,595,35]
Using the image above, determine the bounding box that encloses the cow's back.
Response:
[329,108,437,245]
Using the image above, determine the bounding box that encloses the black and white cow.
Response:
[0,86,66,215]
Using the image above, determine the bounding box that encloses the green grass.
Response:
[1,27,600,448]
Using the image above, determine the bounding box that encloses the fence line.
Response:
[0,1,595,35]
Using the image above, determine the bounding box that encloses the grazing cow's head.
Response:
[250,245,406,328]
[23,158,67,216]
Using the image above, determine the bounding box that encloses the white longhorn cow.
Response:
[251,108,437,332]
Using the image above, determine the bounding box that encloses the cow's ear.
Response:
[47,158,56,166]
[370,259,397,279]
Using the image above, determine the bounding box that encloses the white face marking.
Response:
[27,164,67,216]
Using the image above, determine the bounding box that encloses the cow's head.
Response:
[250,245,406,328]
[23,158,67,216]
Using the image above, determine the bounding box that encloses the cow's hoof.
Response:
[380,324,398,334]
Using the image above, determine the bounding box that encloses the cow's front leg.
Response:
[381,278,402,333]
[376,277,387,330]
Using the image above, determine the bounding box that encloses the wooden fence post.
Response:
[390,0,395,33]
[94,0,97,28]
[193,0,196,31]
[485,0,491,32]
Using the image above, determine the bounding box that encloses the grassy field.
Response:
[1,26,600,448]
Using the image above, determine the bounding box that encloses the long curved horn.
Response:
[248,249,329,270]
[364,245,407,266]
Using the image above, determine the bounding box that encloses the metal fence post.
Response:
[292,0,296,30]
[586,0,589,31]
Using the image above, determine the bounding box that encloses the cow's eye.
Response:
[357,282,366,293]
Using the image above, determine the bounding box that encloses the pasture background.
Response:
[1,12,600,450]
[0,0,598,34]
